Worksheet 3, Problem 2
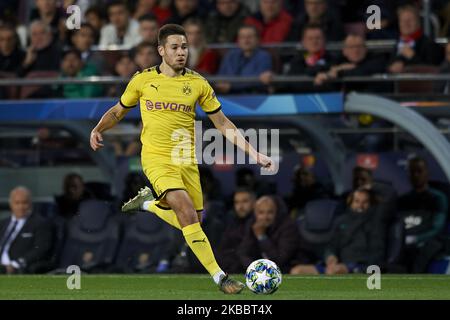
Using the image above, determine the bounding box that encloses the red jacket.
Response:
[244,10,293,44]
[194,49,219,75]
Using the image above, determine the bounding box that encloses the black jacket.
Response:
[0,47,25,73]
[325,208,386,266]
[217,212,252,273]
[236,210,301,273]
[390,34,444,66]
[282,51,337,93]
[0,213,53,273]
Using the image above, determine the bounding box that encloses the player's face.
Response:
[159,35,188,71]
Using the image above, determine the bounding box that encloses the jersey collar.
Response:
[156,65,186,76]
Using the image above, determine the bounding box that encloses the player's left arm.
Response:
[208,110,275,172]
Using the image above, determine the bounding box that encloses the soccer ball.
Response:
[245,259,282,294]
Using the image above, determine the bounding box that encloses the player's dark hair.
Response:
[158,24,187,46]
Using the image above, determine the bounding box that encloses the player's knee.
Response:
[176,205,198,225]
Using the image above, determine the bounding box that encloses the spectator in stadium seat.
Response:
[0,186,53,274]
[54,173,93,219]
[388,4,444,74]
[18,20,61,76]
[244,0,293,44]
[99,0,142,48]
[138,14,159,47]
[0,24,25,73]
[29,0,64,40]
[437,1,450,37]
[183,19,219,75]
[215,25,273,94]
[436,42,450,93]
[314,34,386,90]
[84,6,106,44]
[236,195,301,273]
[133,0,173,25]
[288,0,345,42]
[58,49,103,98]
[133,42,160,71]
[70,23,107,75]
[397,156,448,273]
[290,188,386,275]
[165,0,207,26]
[204,0,250,43]
[108,53,139,97]
[283,24,335,93]
[217,188,256,273]
[287,165,331,218]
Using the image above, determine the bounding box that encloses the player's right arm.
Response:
[90,71,142,151]
[90,103,131,151]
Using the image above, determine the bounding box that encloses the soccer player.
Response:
[90,24,275,294]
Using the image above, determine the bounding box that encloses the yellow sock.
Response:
[145,200,181,230]
[182,222,222,276]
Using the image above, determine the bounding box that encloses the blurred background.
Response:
[0,0,450,276]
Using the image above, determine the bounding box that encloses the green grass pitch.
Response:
[1,274,450,300]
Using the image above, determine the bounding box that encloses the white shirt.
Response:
[99,19,142,49]
[1,216,27,267]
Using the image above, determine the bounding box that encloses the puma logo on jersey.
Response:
[150,84,160,91]
[192,238,206,244]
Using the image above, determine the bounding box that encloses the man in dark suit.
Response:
[0,186,53,274]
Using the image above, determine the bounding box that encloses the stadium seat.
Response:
[19,71,59,99]
[385,217,405,265]
[84,181,115,201]
[0,72,19,99]
[57,199,120,273]
[297,199,339,263]
[113,212,173,273]
[33,201,59,220]
[397,65,440,94]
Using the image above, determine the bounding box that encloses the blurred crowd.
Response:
[1,156,449,275]
[1,0,450,99]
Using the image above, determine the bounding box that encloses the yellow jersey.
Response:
[120,65,221,163]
